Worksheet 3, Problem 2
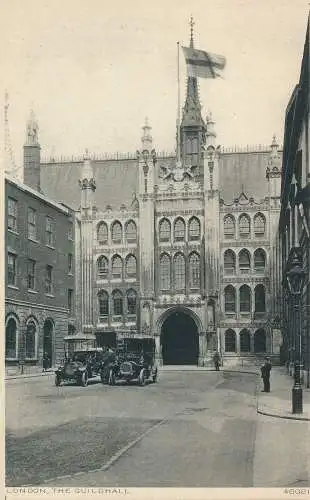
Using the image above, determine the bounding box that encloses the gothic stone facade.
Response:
[37,75,282,366]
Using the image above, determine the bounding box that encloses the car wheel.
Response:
[138,369,146,386]
[80,371,88,387]
[152,368,158,383]
[55,375,61,386]
[100,368,109,384]
[108,369,115,386]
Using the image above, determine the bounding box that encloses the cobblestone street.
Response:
[6,370,309,487]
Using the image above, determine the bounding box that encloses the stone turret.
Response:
[266,135,281,199]
[78,150,96,335]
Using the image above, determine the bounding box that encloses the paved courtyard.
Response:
[5,370,309,487]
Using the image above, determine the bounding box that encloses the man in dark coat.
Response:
[261,357,272,392]
[213,351,221,371]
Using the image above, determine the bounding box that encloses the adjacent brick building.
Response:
[5,113,76,371]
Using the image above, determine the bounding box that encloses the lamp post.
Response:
[286,254,306,414]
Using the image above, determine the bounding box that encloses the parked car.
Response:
[55,348,104,387]
[103,338,158,386]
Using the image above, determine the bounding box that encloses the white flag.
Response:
[182,46,226,79]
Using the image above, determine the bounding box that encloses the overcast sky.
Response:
[1,0,309,170]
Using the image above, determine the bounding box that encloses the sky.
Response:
[0,0,309,172]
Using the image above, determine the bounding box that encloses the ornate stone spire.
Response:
[266,134,281,179]
[141,117,153,151]
[79,149,96,191]
[181,17,203,127]
[206,111,217,147]
[25,110,39,145]
[190,15,195,48]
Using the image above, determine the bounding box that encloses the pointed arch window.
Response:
[240,329,251,353]
[160,253,171,291]
[255,284,266,313]
[188,217,200,241]
[254,329,266,352]
[25,320,36,359]
[239,249,251,273]
[6,317,17,358]
[97,222,108,244]
[125,255,137,278]
[254,248,266,273]
[111,221,122,243]
[239,284,251,313]
[224,250,236,275]
[224,215,235,239]
[189,252,200,288]
[254,213,266,237]
[98,290,109,319]
[174,253,185,290]
[112,290,123,317]
[112,255,123,279]
[125,220,137,243]
[239,214,250,238]
[224,285,236,313]
[159,218,171,242]
[97,256,109,279]
[174,218,186,242]
[127,289,137,316]
[225,329,236,352]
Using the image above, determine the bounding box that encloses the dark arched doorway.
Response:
[160,311,199,365]
[43,320,54,367]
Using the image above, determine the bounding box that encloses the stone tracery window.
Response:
[112,290,123,317]
[189,252,200,288]
[98,290,109,319]
[111,221,122,243]
[97,256,109,279]
[112,255,123,279]
[224,215,235,239]
[160,253,171,291]
[159,218,171,242]
[125,255,137,278]
[239,249,251,273]
[174,253,185,290]
[174,218,186,242]
[254,213,266,237]
[224,285,236,312]
[127,289,137,316]
[188,217,200,240]
[225,329,236,352]
[239,214,250,237]
[224,249,236,275]
[255,284,266,313]
[239,284,251,312]
[97,222,108,244]
[125,220,137,243]
[254,248,266,273]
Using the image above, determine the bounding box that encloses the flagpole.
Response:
[176,41,181,163]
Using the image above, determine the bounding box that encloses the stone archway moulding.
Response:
[156,306,203,336]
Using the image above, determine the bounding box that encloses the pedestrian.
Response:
[261,357,272,392]
[42,352,49,372]
[213,351,221,371]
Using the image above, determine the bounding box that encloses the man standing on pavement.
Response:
[261,357,272,392]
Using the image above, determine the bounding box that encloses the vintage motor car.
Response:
[103,337,158,386]
[55,347,104,387]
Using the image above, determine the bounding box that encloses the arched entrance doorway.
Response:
[160,311,199,365]
[43,320,54,367]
